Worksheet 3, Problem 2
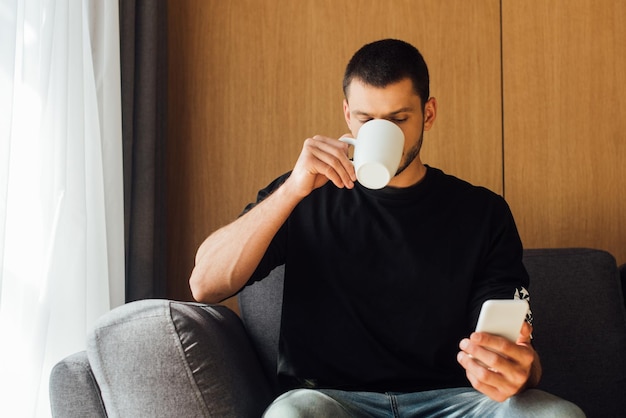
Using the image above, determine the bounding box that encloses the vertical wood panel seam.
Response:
[499,0,506,198]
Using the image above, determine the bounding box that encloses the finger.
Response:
[457,351,508,397]
[459,338,509,374]
[461,335,533,390]
[470,332,530,363]
[313,135,356,182]
[465,368,512,402]
[517,322,533,344]
[337,134,358,181]
[304,137,355,187]
[299,143,349,189]
[457,351,517,402]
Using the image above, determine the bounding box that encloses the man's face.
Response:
[343,78,436,182]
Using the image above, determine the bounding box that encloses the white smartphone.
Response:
[475,299,529,342]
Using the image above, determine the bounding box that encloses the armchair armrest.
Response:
[87,299,273,417]
[50,351,106,417]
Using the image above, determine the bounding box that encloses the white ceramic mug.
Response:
[340,119,405,189]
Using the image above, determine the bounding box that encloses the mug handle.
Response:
[339,137,356,146]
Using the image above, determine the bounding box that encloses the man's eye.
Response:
[392,118,407,123]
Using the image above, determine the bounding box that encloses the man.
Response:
[190,39,584,417]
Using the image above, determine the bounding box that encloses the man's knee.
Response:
[506,389,586,418]
[263,389,352,418]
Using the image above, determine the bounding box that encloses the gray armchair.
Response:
[50,248,626,417]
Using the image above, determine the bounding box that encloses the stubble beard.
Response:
[395,130,424,176]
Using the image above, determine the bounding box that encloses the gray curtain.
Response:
[119,0,168,302]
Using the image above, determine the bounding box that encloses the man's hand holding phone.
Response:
[457,300,540,402]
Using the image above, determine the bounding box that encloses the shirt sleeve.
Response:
[468,194,531,328]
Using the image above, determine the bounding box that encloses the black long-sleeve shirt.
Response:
[245,166,529,393]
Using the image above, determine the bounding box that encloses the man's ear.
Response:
[423,97,437,131]
[343,99,351,127]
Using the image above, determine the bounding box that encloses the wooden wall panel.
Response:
[167,0,503,302]
[502,0,626,265]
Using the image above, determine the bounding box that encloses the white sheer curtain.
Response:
[0,0,124,416]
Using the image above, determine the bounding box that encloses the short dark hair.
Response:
[343,39,430,107]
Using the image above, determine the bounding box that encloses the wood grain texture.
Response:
[502,0,626,265]
[167,0,503,302]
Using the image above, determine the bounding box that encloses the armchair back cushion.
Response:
[522,248,626,416]
[239,265,285,395]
